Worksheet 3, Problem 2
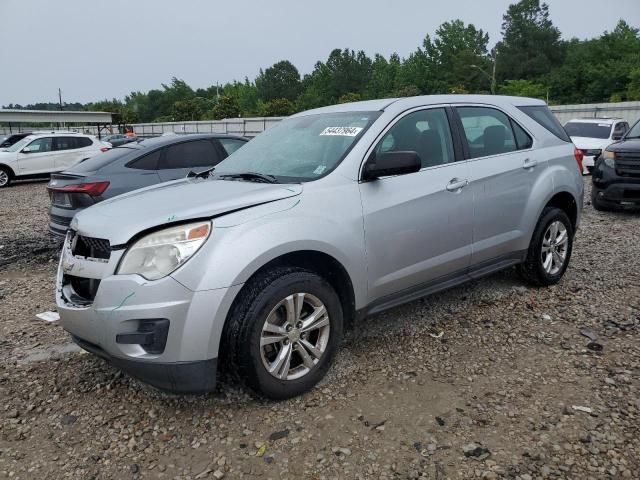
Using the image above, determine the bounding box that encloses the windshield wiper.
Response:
[187,166,215,179]
[218,172,278,184]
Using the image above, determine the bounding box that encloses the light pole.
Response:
[471,51,497,95]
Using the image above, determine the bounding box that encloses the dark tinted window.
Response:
[456,107,518,158]
[53,137,77,151]
[518,105,571,142]
[161,140,219,169]
[374,108,455,168]
[127,149,162,170]
[564,122,611,139]
[77,137,93,148]
[219,138,247,156]
[511,120,533,149]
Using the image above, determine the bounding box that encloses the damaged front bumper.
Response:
[56,231,237,393]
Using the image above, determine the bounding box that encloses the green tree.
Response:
[210,95,240,120]
[367,53,401,98]
[496,0,564,82]
[261,98,295,116]
[338,93,362,104]
[256,60,302,102]
[500,79,547,99]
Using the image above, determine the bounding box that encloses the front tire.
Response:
[518,207,574,286]
[0,166,11,188]
[222,267,343,400]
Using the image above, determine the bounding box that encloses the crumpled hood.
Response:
[72,178,303,245]
[570,136,611,151]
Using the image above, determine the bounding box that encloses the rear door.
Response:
[157,139,222,181]
[453,105,539,267]
[53,136,82,170]
[16,136,55,174]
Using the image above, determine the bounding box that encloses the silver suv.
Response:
[57,95,584,399]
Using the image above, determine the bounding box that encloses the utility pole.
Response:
[490,50,497,96]
[58,88,63,110]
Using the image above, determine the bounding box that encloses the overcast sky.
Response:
[1,0,638,106]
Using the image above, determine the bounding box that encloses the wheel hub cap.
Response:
[260,293,330,381]
[541,220,568,275]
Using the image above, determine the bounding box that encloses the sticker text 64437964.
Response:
[319,126,363,137]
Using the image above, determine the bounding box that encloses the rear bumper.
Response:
[72,334,217,393]
[48,204,77,238]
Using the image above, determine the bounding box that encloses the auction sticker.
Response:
[320,126,363,137]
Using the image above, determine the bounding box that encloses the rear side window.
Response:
[456,107,520,158]
[127,149,161,170]
[58,137,74,150]
[218,138,247,156]
[76,137,93,148]
[518,105,571,142]
[161,140,220,169]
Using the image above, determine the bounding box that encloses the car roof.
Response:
[24,132,95,138]
[294,94,546,117]
[133,133,248,149]
[566,118,624,124]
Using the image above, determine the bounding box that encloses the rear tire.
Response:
[222,267,343,400]
[518,207,574,287]
[0,166,11,188]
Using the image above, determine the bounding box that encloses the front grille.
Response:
[72,234,111,260]
[615,152,640,177]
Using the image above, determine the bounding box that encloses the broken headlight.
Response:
[117,221,211,280]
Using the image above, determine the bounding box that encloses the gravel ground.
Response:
[1,179,639,480]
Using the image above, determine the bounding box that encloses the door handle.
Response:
[523,158,538,169]
[446,178,469,192]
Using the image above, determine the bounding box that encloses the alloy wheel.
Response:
[260,293,330,380]
[0,170,8,187]
[541,220,568,275]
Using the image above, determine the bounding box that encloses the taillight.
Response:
[100,147,110,152]
[574,148,584,172]
[48,181,110,197]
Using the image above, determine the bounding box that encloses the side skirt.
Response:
[357,250,526,320]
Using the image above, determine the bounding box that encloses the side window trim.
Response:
[359,104,459,181]
[452,104,535,161]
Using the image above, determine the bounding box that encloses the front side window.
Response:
[161,140,219,169]
[214,111,380,183]
[374,108,455,168]
[26,137,53,153]
[456,107,522,158]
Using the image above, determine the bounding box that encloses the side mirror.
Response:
[363,151,422,180]
[21,146,32,153]
[612,133,624,141]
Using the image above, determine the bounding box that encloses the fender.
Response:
[170,187,367,307]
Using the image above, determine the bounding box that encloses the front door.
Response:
[359,106,473,303]
[16,136,55,175]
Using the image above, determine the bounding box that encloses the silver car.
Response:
[56,95,584,399]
